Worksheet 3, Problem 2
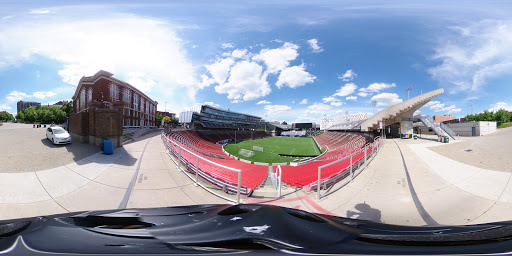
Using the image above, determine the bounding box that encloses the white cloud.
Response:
[29,9,52,14]
[299,99,308,104]
[0,105,12,110]
[214,61,270,101]
[252,42,299,74]
[413,110,421,116]
[333,83,357,97]
[257,100,271,105]
[423,100,462,114]
[231,49,248,59]
[264,104,291,117]
[330,101,343,107]
[203,101,220,108]
[0,13,199,113]
[447,108,462,114]
[222,43,235,49]
[429,102,445,110]
[424,100,440,108]
[338,70,357,81]
[322,96,339,103]
[32,91,56,99]
[198,74,215,88]
[429,20,512,93]
[358,92,369,97]
[346,96,357,101]
[307,38,323,53]
[275,64,316,88]
[489,102,512,112]
[371,93,403,106]
[205,58,234,84]
[6,91,28,102]
[296,102,334,122]
[359,82,396,93]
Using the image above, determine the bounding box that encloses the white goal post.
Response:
[253,146,263,152]
[239,148,255,157]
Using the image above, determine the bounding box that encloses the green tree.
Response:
[16,112,25,122]
[163,116,171,124]
[494,109,511,122]
[156,113,163,125]
[61,101,73,117]
[171,117,180,126]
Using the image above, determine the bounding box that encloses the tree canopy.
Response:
[15,102,72,124]
[464,109,511,122]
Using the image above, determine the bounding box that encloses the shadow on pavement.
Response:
[346,202,382,223]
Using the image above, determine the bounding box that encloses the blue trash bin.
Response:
[103,140,113,155]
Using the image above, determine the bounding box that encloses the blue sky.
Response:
[1,1,512,123]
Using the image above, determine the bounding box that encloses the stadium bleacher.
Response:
[281,131,373,189]
[164,130,269,195]
[164,129,377,197]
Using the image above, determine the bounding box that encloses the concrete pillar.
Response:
[401,120,413,138]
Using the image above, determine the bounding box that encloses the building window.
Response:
[80,88,86,110]
[123,88,130,102]
[110,83,119,99]
[133,94,138,110]
[87,88,93,103]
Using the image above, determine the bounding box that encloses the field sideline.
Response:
[224,136,323,164]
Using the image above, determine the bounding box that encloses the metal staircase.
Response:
[416,115,456,140]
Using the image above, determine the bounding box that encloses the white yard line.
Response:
[290,148,296,154]
[310,138,320,154]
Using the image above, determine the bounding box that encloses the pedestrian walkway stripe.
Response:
[392,140,439,226]
[118,138,151,209]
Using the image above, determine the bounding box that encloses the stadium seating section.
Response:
[165,129,271,195]
[165,129,376,196]
[281,132,374,189]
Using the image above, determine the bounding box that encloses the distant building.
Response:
[179,104,262,130]
[47,100,70,108]
[433,115,457,123]
[0,111,8,115]
[157,111,176,119]
[17,100,40,113]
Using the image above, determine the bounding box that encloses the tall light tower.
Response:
[405,86,412,100]
[371,100,377,114]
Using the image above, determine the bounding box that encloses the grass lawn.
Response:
[224,136,323,164]
[498,122,512,129]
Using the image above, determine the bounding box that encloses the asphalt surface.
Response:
[429,127,512,172]
[0,122,100,173]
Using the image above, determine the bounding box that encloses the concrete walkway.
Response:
[0,133,225,220]
[2,132,512,227]
[248,138,512,226]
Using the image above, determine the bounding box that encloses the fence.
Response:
[161,132,242,204]
[270,165,282,197]
[314,136,383,200]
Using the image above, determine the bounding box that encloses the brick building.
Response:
[17,100,40,113]
[433,115,457,123]
[70,70,158,147]
[72,70,158,127]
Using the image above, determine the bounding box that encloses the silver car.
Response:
[46,127,72,145]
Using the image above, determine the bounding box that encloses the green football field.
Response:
[223,136,323,164]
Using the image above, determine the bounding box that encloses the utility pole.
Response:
[405,86,412,100]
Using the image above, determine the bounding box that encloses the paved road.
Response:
[0,122,100,173]
[429,127,512,172]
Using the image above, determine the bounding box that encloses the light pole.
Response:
[405,86,412,100]
[372,100,377,114]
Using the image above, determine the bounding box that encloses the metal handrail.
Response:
[162,132,242,204]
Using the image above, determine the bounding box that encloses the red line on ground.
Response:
[246,196,334,216]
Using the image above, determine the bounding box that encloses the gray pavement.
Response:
[0,122,100,173]
[2,126,512,227]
